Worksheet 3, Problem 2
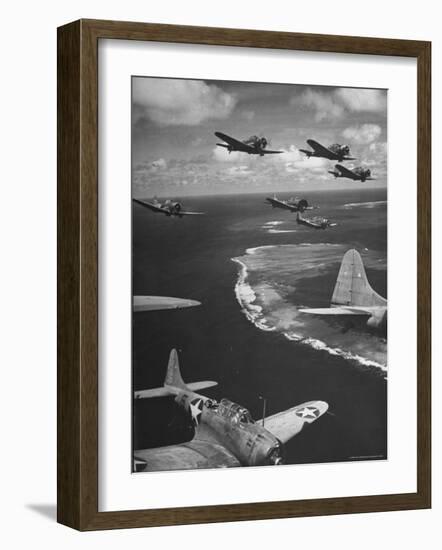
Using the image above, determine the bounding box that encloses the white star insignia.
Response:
[189,398,203,425]
[296,406,320,419]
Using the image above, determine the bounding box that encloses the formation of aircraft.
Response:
[133,296,201,312]
[133,198,205,217]
[300,249,387,330]
[215,132,283,156]
[265,195,314,213]
[134,349,328,471]
[329,164,375,182]
[296,211,336,230]
[300,139,355,162]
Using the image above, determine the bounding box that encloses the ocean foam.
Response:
[342,200,387,209]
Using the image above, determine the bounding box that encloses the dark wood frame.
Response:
[57,18,431,531]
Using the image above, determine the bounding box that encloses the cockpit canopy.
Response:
[329,143,349,155]
[217,398,255,425]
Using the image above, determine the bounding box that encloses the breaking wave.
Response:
[232,243,387,374]
[342,200,387,209]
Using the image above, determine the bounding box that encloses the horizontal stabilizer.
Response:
[134,349,218,400]
[187,381,218,392]
[265,400,328,444]
[299,307,369,316]
[134,387,173,399]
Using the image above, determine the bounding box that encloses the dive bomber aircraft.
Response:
[134,349,328,471]
[296,212,336,230]
[133,198,205,217]
[300,249,387,330]
[329,164,375,183]
[215,132,283,156]
[266,195,314,213]
[300,139,355,162]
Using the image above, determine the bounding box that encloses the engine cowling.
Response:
[297,199,308,212]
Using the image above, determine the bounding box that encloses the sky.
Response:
[132,77,387,197]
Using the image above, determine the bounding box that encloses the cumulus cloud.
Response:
[133,78,237,125]
[278,145,329,171]
[335,89,387,113]
[342,124,382,144]
[240,110,255,121]
[369,141,388,155]
[295,88,386,121]
[296,90,345,122]
[212,146,243,162]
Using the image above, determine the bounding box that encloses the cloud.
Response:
[335,89,387,113]
[278,145,329,172]
[240,110,255,121]
[133,78,236,125]
[296,90,345,122]
[342,124,382,144]
[212,146,243,162]
[295,88,387,121]
[369,141,388,155]
[226,165,254,177]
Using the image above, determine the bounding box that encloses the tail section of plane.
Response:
[331,249,386,308]
[134,349,218,399]
[164,348,187,390]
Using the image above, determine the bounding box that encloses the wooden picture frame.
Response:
[57,19,431,531]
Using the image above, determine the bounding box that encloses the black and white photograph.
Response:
[131,76,388,473]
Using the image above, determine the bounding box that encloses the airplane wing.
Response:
[133,198,166,213]
[261,149,283,154]
[133,296,201,312]
[267,197,288,209]
[177,211,205,216]
[214,131,254,153]
[306,139,334,158]
[298,307,370,316]
[334,164,358,179]
[264,400,329,444]
[134,439,240,472]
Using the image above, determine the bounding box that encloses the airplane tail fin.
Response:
[134,349,218,399]
[164,348,187,390]
[331,249,386,308]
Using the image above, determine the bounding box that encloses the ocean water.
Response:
[133,188,387,465]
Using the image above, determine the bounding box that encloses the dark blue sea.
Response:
[133,188,387,465]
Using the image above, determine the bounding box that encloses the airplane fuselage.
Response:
[174,390,284,466]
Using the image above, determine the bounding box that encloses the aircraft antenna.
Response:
[259,395,267,427]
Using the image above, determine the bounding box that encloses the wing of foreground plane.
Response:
[134,439,240,472]
[214,131,254,153]
[264,400,328,444]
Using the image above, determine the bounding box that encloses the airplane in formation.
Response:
[296,212,336,230]
[134,349,328,471]
[215,132,283,156]
[329,164,376,183]
[300,139,355,162]
[133,198,205,217]
[133,296,201,312]
[300,249,387,330]
[265,195,315,213]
